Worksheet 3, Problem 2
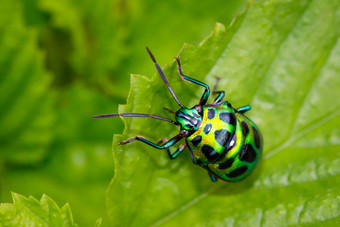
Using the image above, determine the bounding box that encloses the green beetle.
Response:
[93,48,263,182]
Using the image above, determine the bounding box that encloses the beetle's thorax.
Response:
[175,105,203,134]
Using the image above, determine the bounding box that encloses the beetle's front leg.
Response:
[175,57,211,105]
[158,139,187,159]
[212,77,225,103]
[120,133,184,150]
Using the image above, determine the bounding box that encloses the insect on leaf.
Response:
[107,0,340,226]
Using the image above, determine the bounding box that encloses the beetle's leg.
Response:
[169,142,186,159]
[212,77,225,103]
[185,140,196,164]
[158,139,187,159]
[213,91,225,103]
[237,105,251,114]
[208,172,218,182]
[176,57,210,105]
[120,133,184,150]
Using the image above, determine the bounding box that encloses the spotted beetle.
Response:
[93,48,263,182]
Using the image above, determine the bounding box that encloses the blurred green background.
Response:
[0,0,247,225]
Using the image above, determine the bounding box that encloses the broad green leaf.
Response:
[0,192,78,227]
[0,0,54,165]
[107,0,340,226]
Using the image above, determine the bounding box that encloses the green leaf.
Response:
[0,192,78,227]
[1,85,123,226]
[107,0,340,226]
[0,0,54,165]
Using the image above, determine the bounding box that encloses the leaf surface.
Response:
[107,0,340,226]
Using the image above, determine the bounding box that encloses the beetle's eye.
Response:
[195,105,203,116]
[180,130,189,136]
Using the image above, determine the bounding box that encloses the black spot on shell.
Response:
[226,166,248,178]
[203,123,212,134]
[219,112,236,126]
[191,136,202,146]
[214,129,230,146]
[218,158,234,170]
[252,126,262,149]
[208,109,215,119]
[239,144,257,163]
[241,121,249,135]
[202,145,220,162]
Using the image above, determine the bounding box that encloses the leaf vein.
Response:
[290,35,340,134]
[264,108,340,160]
[150,189,211,227]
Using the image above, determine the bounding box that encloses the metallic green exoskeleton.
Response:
[93,48,263,182]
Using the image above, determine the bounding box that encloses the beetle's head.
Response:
[175,105,203,133]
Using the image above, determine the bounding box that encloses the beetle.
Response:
[93,48,263,182]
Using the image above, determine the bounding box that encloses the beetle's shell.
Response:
[187,102,263,182]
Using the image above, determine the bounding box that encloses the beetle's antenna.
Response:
[163,107,176,115]
[92,113,179,125]
[146,47,185,108]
